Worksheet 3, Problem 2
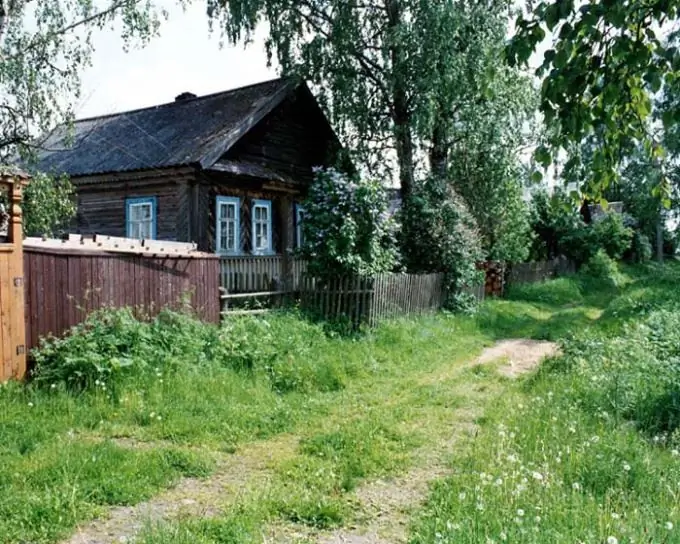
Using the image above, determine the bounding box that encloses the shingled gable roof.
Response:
[35,77,302,178]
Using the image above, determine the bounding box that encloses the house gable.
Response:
[210,85,342,186]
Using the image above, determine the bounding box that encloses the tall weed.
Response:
[32,308,356,396]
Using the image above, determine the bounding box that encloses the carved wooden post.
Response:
[0,168,29,381]
[279,195,293,292]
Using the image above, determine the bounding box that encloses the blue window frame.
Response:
[252,199,273,254]
[125,196,157,240]
[216,196,241,254]
[295,204,305,248]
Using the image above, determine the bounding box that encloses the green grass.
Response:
[409,260,680,544]
[5,260,680,543]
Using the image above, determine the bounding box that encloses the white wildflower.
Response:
[572,482,581,491]
[607,537,619,544]
[672,449,679,457]
[611,513,620,520]
[623,463,631,472]
[458,492,466,500]
[666,522,674,530]
[517,509,525,517]
[500,532,507,541]
[27,402,33,407]
[531,471,544,481]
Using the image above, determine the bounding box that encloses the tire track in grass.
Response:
[63,340,557,544]
[64,435,297,544]
[267,340,557,544]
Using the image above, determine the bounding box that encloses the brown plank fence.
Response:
[23,246,220,352]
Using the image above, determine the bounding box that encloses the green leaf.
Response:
[535,146,553,168]
[544,4,561,31]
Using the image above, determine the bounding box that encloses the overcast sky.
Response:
[77,1,278,119]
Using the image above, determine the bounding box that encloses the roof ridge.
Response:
[72,76,290,125]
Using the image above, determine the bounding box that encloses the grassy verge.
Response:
[4,261,677,543]
[409,261,680,543]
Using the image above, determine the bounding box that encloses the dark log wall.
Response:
[198,172,297,254]
[72,168,196,242]
[223,89,338,185]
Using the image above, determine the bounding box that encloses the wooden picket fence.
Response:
[299,273,447,327]
[220,255,307,293]
[507,257,576,286]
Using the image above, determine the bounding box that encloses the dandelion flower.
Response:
[517,509,525,517]
[607,537,618,544]
[495,478,503,486]
[27,402,33,407]
[672,449,679,457]
[623,463,631,472]
[666,522,674,530]
[572,482,581,491]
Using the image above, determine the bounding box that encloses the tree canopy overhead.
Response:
[206,0,525,200]
[0,0,166,162]
[508,0,680,203]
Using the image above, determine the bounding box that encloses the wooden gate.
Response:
[0,169,28,381]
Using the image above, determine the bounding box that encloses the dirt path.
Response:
[266,339,558,544]
[61,340,557,544]
[64,435,297,544]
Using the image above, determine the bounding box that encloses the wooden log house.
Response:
[32,78,343,285]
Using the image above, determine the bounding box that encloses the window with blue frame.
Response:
[252,199,273,254]
[216,196,241,254]
[296,204,305,248]
[125,197,157,240]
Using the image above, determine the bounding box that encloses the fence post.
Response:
[0,169,29,381]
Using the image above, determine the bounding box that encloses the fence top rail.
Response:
[23,245,218,259]
[24,236,217,259]
[220,290,293,299]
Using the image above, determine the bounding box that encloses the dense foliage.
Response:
[454,161,533,263]
[33,307,356,397]
[207,0,534,272]
[529,189,634,266]
[508,1,680,201]
[21,172,76,237]
[401,178,483,311]
[299,168,398,278]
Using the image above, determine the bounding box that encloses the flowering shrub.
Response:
[299,168,399,278]
[401,177,484,312]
